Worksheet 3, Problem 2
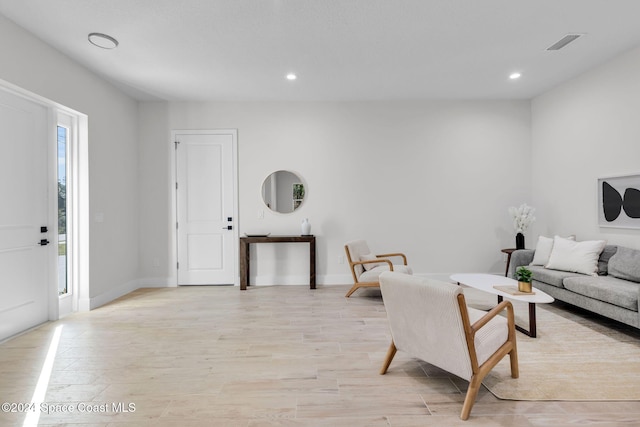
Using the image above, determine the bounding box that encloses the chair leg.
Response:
[379,341,397,375]
[509,348,519,378]
[460,375,482,421]
[345,283,361,297]
[345,282,381,297]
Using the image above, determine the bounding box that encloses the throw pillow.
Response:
[608,247,640,283]
[597,245,618,276]
[545,236,607,276]
[360,253,384,271]
[530,235,575,266]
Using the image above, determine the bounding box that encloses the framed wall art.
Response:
[597,174,640,228]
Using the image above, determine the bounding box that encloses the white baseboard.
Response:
[81,277,174,311]
[84,279,140,310]
[78,271,506,310]
[247,272,499,286]
[248,273,354,286]
[251,275,312,286]
[78,298,91,312]
[138,277,176,287]
[322,272,506,285]
[318,274,352,285]
[321,272,464,285]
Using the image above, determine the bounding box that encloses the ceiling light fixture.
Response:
[509,72,522,80]
[88,32,119,49]
[286,73,297,81]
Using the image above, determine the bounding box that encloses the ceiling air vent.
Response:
[546,34,583,51]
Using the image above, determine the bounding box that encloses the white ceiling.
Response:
[1,0,640,102]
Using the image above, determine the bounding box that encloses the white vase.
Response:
[301,218,311,235]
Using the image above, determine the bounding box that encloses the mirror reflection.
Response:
[262,170,306,213]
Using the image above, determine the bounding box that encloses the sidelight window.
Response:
[57,125,68,295]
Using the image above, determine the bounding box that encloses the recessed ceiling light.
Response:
[509,72,522,80]
[88,32,119,49]
[286,73,297,81]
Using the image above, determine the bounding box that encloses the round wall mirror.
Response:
[262,170,306,213]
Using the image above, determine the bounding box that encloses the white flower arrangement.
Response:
[508,203,536,233]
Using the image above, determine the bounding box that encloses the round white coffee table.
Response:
[450,273,554,338]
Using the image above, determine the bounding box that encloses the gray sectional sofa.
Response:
[509,245,640,329]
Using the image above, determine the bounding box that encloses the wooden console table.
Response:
[239,235,316,290]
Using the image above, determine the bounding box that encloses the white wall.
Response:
[3,5,638,303]
[0,12,535,295]
[137,102,171,285]
[139,100,531,285]
[531,46,640,249]
[0,15,140,304]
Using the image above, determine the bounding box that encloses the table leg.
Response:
[309,239,316,289]
[498,296,538,338]
[460,281,539,338]
[240,241,249,290]
[514,303,537,338]
[528,302,537,337]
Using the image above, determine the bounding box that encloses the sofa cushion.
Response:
[563,275,640,311]
[529,266,581,289]
[546,237,606,276]
[608,247,640,283]
[598,245,618,276]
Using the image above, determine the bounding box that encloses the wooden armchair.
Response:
[379,271,519,421]
[344,239,412,297]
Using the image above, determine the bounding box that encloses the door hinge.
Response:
[176,182,178,190]
[177,262,179,269]
[176,222,179,230]
[174,141,180,149]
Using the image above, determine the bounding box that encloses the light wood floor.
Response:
[2,284,640,426]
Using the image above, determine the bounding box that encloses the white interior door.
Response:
[175,131,237,285]
[0,89,51,341]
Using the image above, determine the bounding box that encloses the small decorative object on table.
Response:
[515,266,533,293]
[301,218,311,235]
[508,203,536,249]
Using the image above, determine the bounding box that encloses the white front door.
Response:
[175,130,238,285]
[0,89,51,341]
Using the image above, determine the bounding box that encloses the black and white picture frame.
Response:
[598,174,640,228]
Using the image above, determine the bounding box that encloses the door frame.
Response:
[56,110,85,317]
[0,78,89,330]
[170,129,239,286]
[51,104,88,315]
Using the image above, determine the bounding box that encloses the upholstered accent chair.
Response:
[379,272,519,421]
[344,240,412,298]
